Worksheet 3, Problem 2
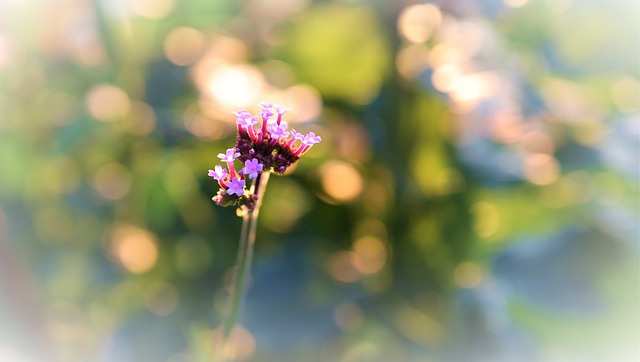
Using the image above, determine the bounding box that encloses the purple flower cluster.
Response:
[208,103,321,210]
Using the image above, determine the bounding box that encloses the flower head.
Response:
[227,177,246,196]
[242,159,264,179]
[208,165,227,180]
[218,148,241,163]
[210,103,319,211]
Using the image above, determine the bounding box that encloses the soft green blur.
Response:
[0,0,638,361]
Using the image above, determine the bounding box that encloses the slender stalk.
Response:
[218,172,270,361]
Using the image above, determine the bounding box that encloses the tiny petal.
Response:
[232,110,250,117]
[261,108,275,120]
[236,114,258,127]
[302,132,322,146]
[290,129,304,140]
[218,148,241,162]
[274,104,293,115]
[208,165,228,180]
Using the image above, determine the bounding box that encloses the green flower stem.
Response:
[220,171,270,359]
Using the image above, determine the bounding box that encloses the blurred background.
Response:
[0,0,638,361]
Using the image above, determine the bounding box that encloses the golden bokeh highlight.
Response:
[320,161,364,203]
[211,325,256,361]
[437,20,485,60]
[471,201,500,239]
[503,0,530,8]
[163,27,206,66]
[122,101,156,135]
[545,0,575,13]
[92,163,132,200]
[333,302,364,332]
[393,304,443,347]
[427,44,466,68]
[449,72,501,104]
[610,76,640,113]
[432,64,462,93]
[351,236,387,275]
[398,4,442,43]
[396,45,430,79]
[517,130,555,154]
[110,225,159,274]
[131,0,175,19]
[524,153,560,186]
[182,105,227,140]
[205,64,265,109]
[86,84,131,121]
[489,110,526,143]
[327,251,360,283]
[453,261,483,288]
[282,84,322,122]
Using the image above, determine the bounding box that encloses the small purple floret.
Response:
[218,148,241,163]
[302,132,322,146]
[208,165,227,180]
[267,122,290,139]
[242,159,264,179]
[227,177,245,196]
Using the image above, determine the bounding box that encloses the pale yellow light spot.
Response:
[122,101,156,135]
[92,163,132,200]
[431,64,461,93]
[471,201,500,238]
[333,302,364,332]
[351,236,387,275]
[393,304,443,346]
[183,104,227,140]
[545,0,574,13]
[283,84,322,122]
[504,0,530,8]
[524,153,560,186]
[454,262,483,288]
[163,27,206,66]
[131,0,175,19]
[86,84,130,121]
[205,64,265,108]
[396,44,430,79]
[211,325,256,361]
[449,71,500,103]
[437,20,485,60]
[489,110,526,144]
[0,34,15,69]
[320,161,364,203]
[111,225,158,274]
[427,44,466,68]
[611,76,640,113]
[398,4,442,43]
[517,130,555,155]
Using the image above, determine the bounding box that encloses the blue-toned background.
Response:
[1,0,638,361]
